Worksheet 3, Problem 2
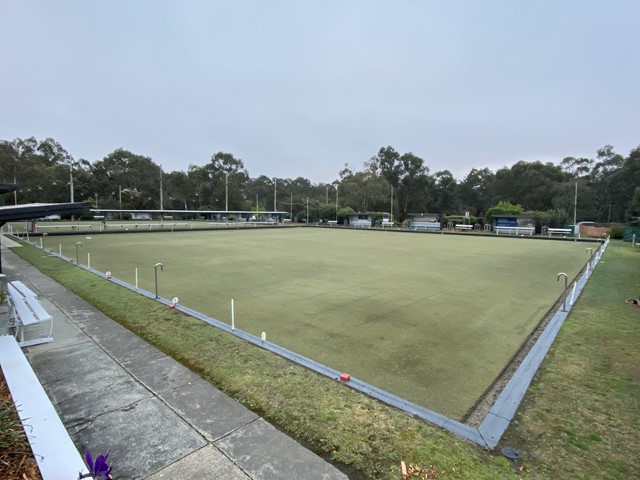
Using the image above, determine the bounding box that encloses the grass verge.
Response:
[10,240,640,479]
[501,241,640,479]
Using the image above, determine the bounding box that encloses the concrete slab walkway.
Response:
[1,247,348,480]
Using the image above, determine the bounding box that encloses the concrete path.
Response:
[1,247,348,480]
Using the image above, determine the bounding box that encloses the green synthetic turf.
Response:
[49,228,590,419]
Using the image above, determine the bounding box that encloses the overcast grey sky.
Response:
[2,1,638,182]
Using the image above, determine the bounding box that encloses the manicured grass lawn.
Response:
[10,238,638,479]
[47,228,589,419]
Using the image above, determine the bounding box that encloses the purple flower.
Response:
[79,449,113,479]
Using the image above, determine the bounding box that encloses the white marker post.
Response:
[135,267,139,289]
[59,244,62,256]
[231,299,235,330]
[88,253,91,269]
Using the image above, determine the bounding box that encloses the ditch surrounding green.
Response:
[42,228,588,420]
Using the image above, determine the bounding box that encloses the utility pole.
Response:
[390,185,394,223]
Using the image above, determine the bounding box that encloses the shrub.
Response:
[485,201,523,224]
[609,224,624,239]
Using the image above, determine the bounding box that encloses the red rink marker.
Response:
[340,373,351,382]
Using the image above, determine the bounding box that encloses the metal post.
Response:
[88,252,91,269]
[557,272,568,312]
[135,267,138,289]
[154,263,164,299]
[225,172,229,212]
[75,242,83,264]
[160,164,164,211]
[231,298,235,330]
[69,162,74,203]
[573,181,577,236]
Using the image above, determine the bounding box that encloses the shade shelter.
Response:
[0,200,91,272]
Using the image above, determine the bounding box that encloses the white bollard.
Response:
[88,253,91,269]
[59,244,62,255]
[135,267,139,289]
[231,299,235,330]
[569,282,578,306]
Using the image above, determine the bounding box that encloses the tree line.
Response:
[0,137,638,225]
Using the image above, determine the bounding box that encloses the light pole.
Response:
[225,172,229,212]
[69,162,74,203]
[273,178,277,212]
[335,185,339,221]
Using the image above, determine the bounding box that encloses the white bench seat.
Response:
[411,222,441,231]
[547,228,572,236]
[495,226,535,236]
[7,282,53,347]
[351,220,371,228]
[455,224,473,230]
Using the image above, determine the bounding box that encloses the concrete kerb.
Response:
[13,234,609,451]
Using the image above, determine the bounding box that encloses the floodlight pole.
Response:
[225,172,229,212]
[573,181,578,236]
[160,164,164,212]
[75,242,83,264]
[557,272,568,312]
[69,162,74,203]
[154,263,164,299]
